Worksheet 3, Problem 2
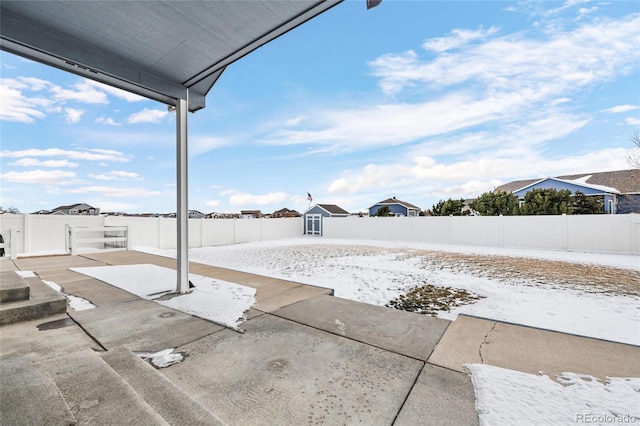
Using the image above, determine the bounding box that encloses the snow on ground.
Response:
[139,237,640,345]
[71,264,255,331]
[466,363,640,426]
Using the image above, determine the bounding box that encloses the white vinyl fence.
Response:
[0,215,304,257]
[0,213,637,258]
[322,214,640,253]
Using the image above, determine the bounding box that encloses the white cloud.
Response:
[95,116,121,126]
[9,158,80,168]
[68,186,161,198]
[93,201,141,212]
[190,135,231,157]
[371,15,639,96]
[285,115,308,126]
[85,80,146,102]
[64,107,84,124]
[50,81,109,104]
[0,148,130,163]
[326,147,628,199]
[604,105,638,113]
[226,191,289,206]
[543,0,591,16]
[205,200,221,208]
[422,26,500,53]
[261,14,638,158]
[0,79,52,123]
[126,108,168,124]
[89,171,140,181]
[1,170,77,184]
[625,117,640,126]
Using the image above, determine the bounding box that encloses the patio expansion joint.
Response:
[390,360,426,425]
[66,313,108,352]
[478,321,497,364]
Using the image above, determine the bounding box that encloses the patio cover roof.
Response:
[0,0,351,112]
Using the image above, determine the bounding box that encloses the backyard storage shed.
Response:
[369,197,421,217]
[304,204,350,236]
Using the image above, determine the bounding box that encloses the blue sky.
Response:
[1,0,639,215]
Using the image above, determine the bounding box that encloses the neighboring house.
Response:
[495,169,640,214]
[31,209,51,215]
[188,210,205,219]
[240,210,262,219]
[272,208,301,218]
[303,204,350,236]
[369,197,421,217]
[51,203,100,215]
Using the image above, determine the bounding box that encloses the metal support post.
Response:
[176,96,189,293]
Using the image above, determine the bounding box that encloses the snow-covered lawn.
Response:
[141,237,639,345]
[136,238,639,425]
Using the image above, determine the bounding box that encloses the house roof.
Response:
[0,1,355,112]
[52,203,94,211]
[316,204,350,215]
[372,197,421,210]
[495,169,640,194]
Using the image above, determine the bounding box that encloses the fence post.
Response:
[126,226,131,250]
[10,227,18,259]
[70,226,78,256]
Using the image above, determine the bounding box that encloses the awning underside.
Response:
[0,0,342,111]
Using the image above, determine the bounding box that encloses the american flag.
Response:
[307,192,313,202]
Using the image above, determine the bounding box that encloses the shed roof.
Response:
[495,169,640,194]
[316,204,350,215]
[0,0,348,112]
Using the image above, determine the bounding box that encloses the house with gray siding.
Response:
[51,203,100,215]
[369,197,421,217]
[495,169,640,214]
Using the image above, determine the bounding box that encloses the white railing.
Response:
[66,225,129,255]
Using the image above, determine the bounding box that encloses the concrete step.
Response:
[102,346,225,425]
[0,276,67,325]
[0,271,30,302]
[45,348,169,425]
[0,352,76,426]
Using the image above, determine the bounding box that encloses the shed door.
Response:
[306,214,322,236]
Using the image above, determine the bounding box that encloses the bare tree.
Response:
[627,130,640,169]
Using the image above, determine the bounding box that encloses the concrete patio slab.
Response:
[162,314,424,425]
[0,313,101,361]
[273,295,450,360]
[429,315,640,380]
[395,364,478,426]
[68,298,224,352]
[14,255,105,272]
[52,276,138,307]
[83,250,176,268]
